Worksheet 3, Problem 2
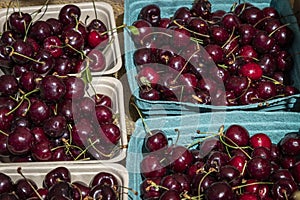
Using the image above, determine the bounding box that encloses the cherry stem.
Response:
[5,88,39,116]
[17,167,44,200]
[101,24,127,36]
[268,23,290,37]
[130,102,152,135]
[88,138,114,157]
[173,48,201,83]
[65,44,85,60]
[198,168,217,197]
[232,181,273,190]
[222,27,236,49]
[7,47,45,64]
[172,20,210,38]
[253,16,271,28]
[92,0,98,19]
[0,129,9,137]
[147,180,169,191]
[218,125,252,159]
[262,75,282,85]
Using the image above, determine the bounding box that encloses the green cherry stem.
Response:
[232,181,274,190]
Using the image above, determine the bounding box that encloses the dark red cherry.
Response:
[31,140,52,161]
[160,190,181,200]
[43,167,71,189]
[240,6,263,25]
[252,31,275,54]
[224,124,250,147]
[61,29,84,56]
[89,184,117,200]
[29,20,53,42]
[40,75,66,102]
[0,74,18,96]
[239,62,263,80]
[191,0,212,19]
[98,123,121,145]
[0,172,14,193]
[58,4,81,25]
[271,178,298,200]
[63,76,85,100]
[85,49,106,72]
[145,129,168,152]
[249,133,272,150]
[28,99,51,125]
[173,7,192,24]
[205,181,235,200]
[256,80,277,100]
[8,12,32,35]
[7,126,33,155]
[140,154,167,178]
[43,36,63,58]
[138,4,161,26]
[30,49,55,74]
[43,115,67,138]
[221,13,241,32]
[11,39,34,64]
[278,132,300,156]
[247,157,272,181]
[15,178,38,199]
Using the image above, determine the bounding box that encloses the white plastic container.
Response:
[0,2,122,75]
[0,163,129,200]
[0,76,128,164]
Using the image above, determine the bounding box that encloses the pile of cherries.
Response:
[0,166,121,199]
[0,73,122,162]
[131,0,299,106]
[0,3,109,75]
[139,124,300,199]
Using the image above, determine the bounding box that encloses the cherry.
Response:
[14,178,38,199]
[191,0,212,19]
[98,123,121,145]
[140,154,167,178]
[7,126,33,155]
[43,115,67,138]
[0,75,18,96]
[240,6,263,25]
[0,172,14,193]
[30,49,55,74]
[221,13,241,32]
[28,99,51,125]
[190,172,216,195]
[256,80,277,100]
[205,181,235,200]
[40,75,66,102]
[278,132,300,156]
[11,39,34,64]
[46,18,63,36]
[238,193,260,200]
[205,150,230,171]
[31,140,52,161]
[138,4,161,26]
[89,184,117,200]
[238,24,257,45]
[291,161,300,184]
[71,118,96,148]
[46,181,74,199]
[43,36,64,58]
[224,124,250,147]
[239,62,263,80]
[85,49,106,72]
[8,12,32,35]
[139,86,160,101]
[246,157,272,181]
[252,31,275,54]
[43,166,71,189]
[87,30,109,49]
[249,133,272,150]
[1,30,18,45]
[61,29,84,56]
[159,190,180,200]
[144,129,168,152]
[63,76,85,100]
[72,181,90,199]
[140,177,162,199]
[225,75,250,97]
[228,155,247,174]
[0,193,19,200]
[271,178,298,200]
[173,7,192,24]
[29,21,53,42]
[58,4,81,25]
[53,57,73,75]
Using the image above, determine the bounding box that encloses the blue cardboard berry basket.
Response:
[123,0,300,116]
[125,111,300,199]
